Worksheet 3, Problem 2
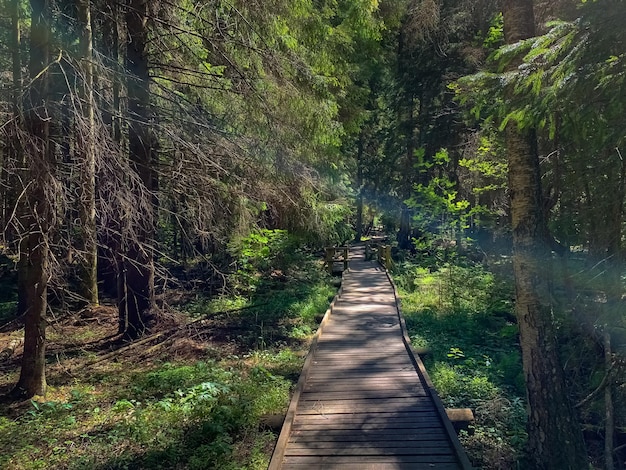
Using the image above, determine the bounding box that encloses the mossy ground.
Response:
[0,251,334,470]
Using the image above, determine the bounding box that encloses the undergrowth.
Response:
[394,253,527,470]
[0,231,335,469]
[1,357,294,469]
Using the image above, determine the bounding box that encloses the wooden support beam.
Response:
[325,246,349,274]
[445,408,475,433]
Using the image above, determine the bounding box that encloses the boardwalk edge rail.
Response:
[384,267,475,470]
[268,269,346,470]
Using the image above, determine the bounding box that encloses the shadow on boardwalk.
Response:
[269,245,472,469]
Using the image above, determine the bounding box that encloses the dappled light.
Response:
[1,0,626,469]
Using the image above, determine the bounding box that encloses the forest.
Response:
[0,0,625,469]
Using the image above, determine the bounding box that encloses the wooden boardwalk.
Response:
[269,245,472,470]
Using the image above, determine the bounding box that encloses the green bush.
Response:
[394,254,526,468]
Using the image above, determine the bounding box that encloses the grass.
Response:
[1,358,294,469]
[393,256,527,470]
[0,247,335,470]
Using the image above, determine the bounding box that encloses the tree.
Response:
[502,1,587,467]
[12,0,54,399]
[354,133,365,241]
[119,0,157,339]
[3,0,23,246]
[76,0,98,306]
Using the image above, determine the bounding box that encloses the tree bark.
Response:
[12,0,53,399]
[3,0,23,246]
[10,0,21,116]
[76,0,98,306]
[397,204,412,249]
[354,134,364,242]
[397,88,416,250]
[503,1,587,468]
[119,0,156,339]
[604,329,614,470]
[601,148,624,470]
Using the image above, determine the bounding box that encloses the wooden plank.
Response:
[306,371,419,379]
[304,375,420,382]
[285,441,453,451]
[310,362,415,369]
[311,352,407,358]
[301,390,424,398]
[293,412,441,424]
[289,428,449,445]
[296,406,436,415]
[304,379,424,386]
[312,356,411,362]
[302,387,427,396]
[306,365,417,372]
[299,396,431,405]
[292,415,443,425]
[305,378,420,385]
[282,463,461,470]
[304,375,423,382]
[315,340,402,346]
[292,420,446,431]
[302,385,423,393]
[301,393,428,401]
[282,455,460,464]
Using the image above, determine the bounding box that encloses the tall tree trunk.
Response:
[10,0,21,124]
[397,90,416,250]
[397,205,412,249]
[602,148,625,470]
[503,1,587,468]
[4,0,23,246]
[12,0,53,399]
[604,329,614,470]
[354,134,364,242]
[96,0,124,298]
[76,0,98,306]
[119,0,156,339]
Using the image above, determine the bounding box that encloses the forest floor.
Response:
[0,244,535,470]
[0,253,335,469]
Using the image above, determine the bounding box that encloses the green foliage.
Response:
[231,229,293,272]
[1,239,335,469]
[405,148,472,240]
[0,301,17,324]
[458,136,507,190]
[458,3,626,146]
[0,358,294,470]
[228,229,300,295]
[294,191,355,246]
[182,247,334,346]
[482,12,504,50]
[394,253,526,468]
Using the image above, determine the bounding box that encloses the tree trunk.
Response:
[604,329,614,470]
[602,148,625,470]
[354,134,364,242]
[12,0,53,399]
[119,0,156,339]
[96,0,124,299]
[397,87,417,250]
[503,1,587,468]
[10,0,21,122]
[4,0,23,246]
[76,0,98,306]
[397,205,412,249]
